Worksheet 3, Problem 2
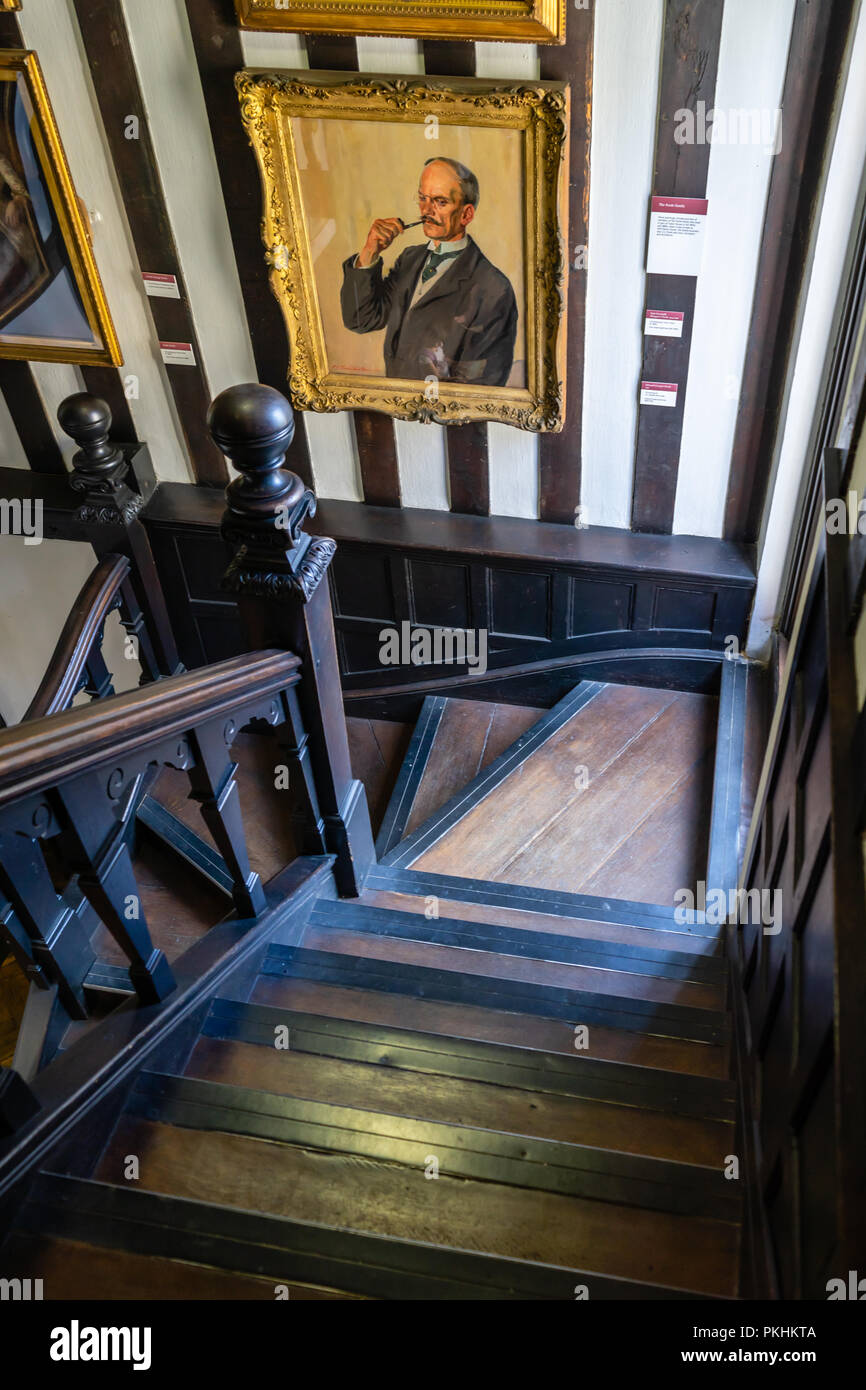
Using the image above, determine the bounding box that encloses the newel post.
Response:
[209,383,374,897]
[57,392,181,679]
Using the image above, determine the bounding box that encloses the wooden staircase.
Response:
[1,673,749,1300]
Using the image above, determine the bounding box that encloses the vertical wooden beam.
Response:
[724,0,858,543]
[630,0,725,535]
[73,0,227,487]
[184,0,313,487]
[421,39,489,516]
[538,2,593,524]
[0,363,66,475]
[304,32,401,507]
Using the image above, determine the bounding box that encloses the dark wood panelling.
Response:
[421,40,491,516]
[73,0,226,486]
[724,0,858,543]
[142,487,755,703]
[630,0,725,535]
[0,363,66,475]
[183,0,312,486]
[80,368,138,444]
[302,32,400,505]
[736,452,866,1295]
[538,0,592,523]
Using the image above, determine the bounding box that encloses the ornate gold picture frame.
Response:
[0,50,120,365]
[238,72,569,430]
[235,1,565,44]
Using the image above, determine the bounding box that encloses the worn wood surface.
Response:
[346,716,412,834]
[403,698,540,837]
[187,1035,732,1167]
[97,1116,739,1296]
[4,1232,358,1299]
[254,975,730,1078]
[412,684,716,904]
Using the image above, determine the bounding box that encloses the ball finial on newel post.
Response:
[209,383,325,598]
[58,392,141,524]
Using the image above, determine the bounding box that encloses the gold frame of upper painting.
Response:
[0,3,21,12]
[237,70,569,431]
[0,50,121,365]
[235,0,565,44]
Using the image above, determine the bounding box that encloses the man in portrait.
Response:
[340,156,518,387]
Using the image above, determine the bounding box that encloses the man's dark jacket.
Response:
[340,237,518,386]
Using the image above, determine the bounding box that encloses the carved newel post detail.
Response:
[210,383,374,896]
[57,392,181,679]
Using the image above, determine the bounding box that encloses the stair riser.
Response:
[128,1073,741,1221]
[203,999,736,1121]
[310,903,727,987]
[263,948,730,1046]
[22,1175,719,1300]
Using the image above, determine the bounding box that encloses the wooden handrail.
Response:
[23,554,131,722]
[0,649,300,807]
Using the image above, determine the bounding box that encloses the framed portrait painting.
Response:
[237,72,569,430]
[0,50,120,364]
[234,1,565,44]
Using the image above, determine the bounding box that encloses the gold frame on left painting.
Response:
[0,49,121,365]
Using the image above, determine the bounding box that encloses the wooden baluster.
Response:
[57,393,182,680]
[209,384,374,896]
[0,833,93,1017]
[118,573,160,684]
[276,684,327,857]
[186,718,266,918]
[52,773,175,1004]
[82,639,115,703]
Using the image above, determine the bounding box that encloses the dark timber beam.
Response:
[538,1,593,523]
[73,0,227,486]
[630,0,725,535]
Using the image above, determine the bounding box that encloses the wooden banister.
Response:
[0,649,300,806]
[23,554,132,722]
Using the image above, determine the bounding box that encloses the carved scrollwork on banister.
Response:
[223,536,336,604]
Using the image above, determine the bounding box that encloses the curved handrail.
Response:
[23,554,132,722]
[0,649,301,807]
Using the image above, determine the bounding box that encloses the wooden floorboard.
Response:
[186,1036,732,1167]
[301,926,725,1012]
[404,699,539,838]
[360,889,722,958]
[96,1117,739,1296]
[346,715,412,835]
[412,685,717,906]
[252,976,730,1078]
[3,1232,358,1299]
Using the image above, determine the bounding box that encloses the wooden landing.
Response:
[409,685,717,907]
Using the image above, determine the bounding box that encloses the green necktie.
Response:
[420,246,463,285]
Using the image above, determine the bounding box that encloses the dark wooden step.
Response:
[94,1115,740,1297]
[252,974,731,1078]
[127,1070,739,1220]
[367,865,721,940]
[202,997,736,1121]
[375,696,541,858]
[360,886,722,960]
[17,1171,716,1300]
[309,900,727,988]
[380,682,607,869]
[264,942,730,1045]
[1,1230,353,1299]
[192,1010,734,1164]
